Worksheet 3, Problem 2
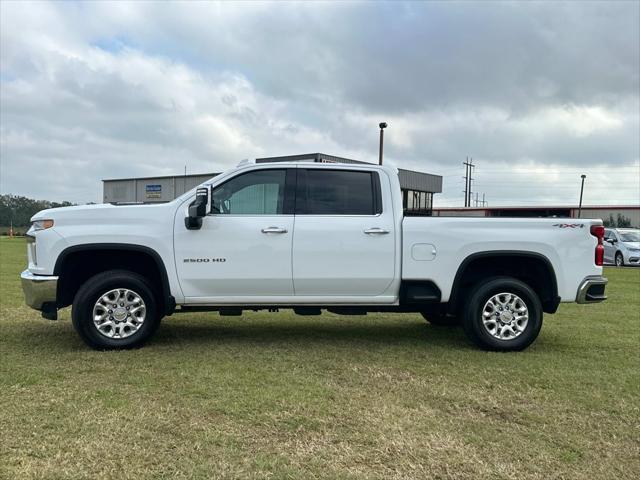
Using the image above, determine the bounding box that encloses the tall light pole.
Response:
[378,122,387,165]
[578,174,586,218]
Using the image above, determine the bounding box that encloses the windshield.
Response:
[619,231,640,242]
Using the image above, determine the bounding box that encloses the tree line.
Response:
[0,194,75,229]
[603,213,634,228]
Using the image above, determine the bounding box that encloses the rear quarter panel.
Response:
[402,217,603,302]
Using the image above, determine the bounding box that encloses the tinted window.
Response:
[211,169,286,215]
[300,170,377,215]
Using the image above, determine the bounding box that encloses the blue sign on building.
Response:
[146,184,162,198]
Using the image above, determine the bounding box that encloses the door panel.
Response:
[603,230,615,263]
[292,168,395,296]
[175,215,294,298]
[603,231,611,263]
[292,216,395,296]
[174,167,295,300]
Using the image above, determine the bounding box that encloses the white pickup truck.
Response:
[21,161,608,351]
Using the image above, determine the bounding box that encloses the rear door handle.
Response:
[261,226,288,234]
[364,228,390,235]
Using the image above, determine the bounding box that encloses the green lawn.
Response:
[1,237,638,479]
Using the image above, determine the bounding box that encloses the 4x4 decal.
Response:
[552,223,584,228]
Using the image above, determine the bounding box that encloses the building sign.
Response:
[146,184,162,199]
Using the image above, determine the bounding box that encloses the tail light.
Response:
[590,225,605,266]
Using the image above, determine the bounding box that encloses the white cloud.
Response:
[0,0,638,206]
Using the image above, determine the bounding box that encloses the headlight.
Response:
[628,248,640,253]
[31,219,54,232]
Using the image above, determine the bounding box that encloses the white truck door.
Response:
[174,168,295,300]
[292,168,396,296]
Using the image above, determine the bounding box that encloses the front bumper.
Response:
[624,251,640,266]
[21,269,58,312]
[576,276,608,304]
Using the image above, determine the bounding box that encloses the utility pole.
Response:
[482,193,486,207]
[578,174,586,218]
[468,158,474,208]
[463,158,468,207]
[378,122,387,165]
[475,192,479,207]
[463,157,474,207]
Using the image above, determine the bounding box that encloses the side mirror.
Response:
[185,187,211,230]
[608,238,617,244]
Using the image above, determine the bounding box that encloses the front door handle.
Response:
[364,227,390,235]
[261,226,288,234]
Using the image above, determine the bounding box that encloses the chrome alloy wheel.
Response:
[92,288,146,339]
[481,292,529,340]
[615,254,623,267]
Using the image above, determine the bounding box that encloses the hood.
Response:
[30,202,173,223]
[30,203,115,222]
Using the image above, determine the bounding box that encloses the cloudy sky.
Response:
[1,0,639,206]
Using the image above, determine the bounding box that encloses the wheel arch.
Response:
[54,243,175,315]
[448,251,559,315]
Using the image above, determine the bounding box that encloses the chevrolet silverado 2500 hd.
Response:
[21,162,608,351]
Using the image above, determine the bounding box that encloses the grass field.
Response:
[1,237,638,479]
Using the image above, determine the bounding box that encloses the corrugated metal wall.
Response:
[579,208,640,227]
[103,173,218,203]
[397,168,443,193]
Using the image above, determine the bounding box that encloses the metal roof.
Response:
[397,168,443,193]
[103,173,219,182]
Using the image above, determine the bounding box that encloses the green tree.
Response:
[616,214,632,228]
[0,195,75,227]
[603,214,616,227]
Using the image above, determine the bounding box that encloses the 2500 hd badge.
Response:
[183,258,226,263]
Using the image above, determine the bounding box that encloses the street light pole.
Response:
[578,174,586,218]
[378,122,387,165]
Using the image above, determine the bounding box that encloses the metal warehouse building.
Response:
[102,172,217,204]
[103,153,443,215]
[431,205,640,227]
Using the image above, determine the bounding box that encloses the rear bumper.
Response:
[21,269,58,311]
[576,276,608,304]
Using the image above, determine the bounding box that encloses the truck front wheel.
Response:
[72,270,162,350]
[461,277,543,351]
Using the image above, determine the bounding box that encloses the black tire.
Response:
[461,276,543,351]
[615,252,624,267]
[421,312,459,327]
[72,270,162,350]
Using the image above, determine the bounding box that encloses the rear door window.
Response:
[297,169,381,215]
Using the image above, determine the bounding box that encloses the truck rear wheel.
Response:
[461,277,543,351]
[72,270,161,350]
